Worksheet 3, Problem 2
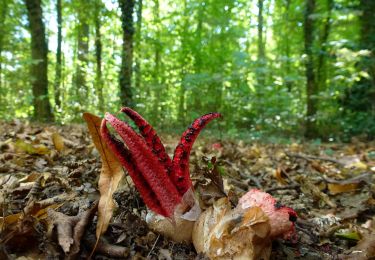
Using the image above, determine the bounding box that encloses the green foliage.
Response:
[0,0,373,139]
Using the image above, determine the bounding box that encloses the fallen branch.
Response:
[286,152,344,166]
[147,234,160,258]
[265,184,300,193]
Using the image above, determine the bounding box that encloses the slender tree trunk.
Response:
[75,14,89,105]
[284,0,292,92]
[95,0,104,113]
[24,0,54,121]
[0,0,7,97]
[304,0,317,138]
[256,0,266,120]
[178,80,186,124]
[119,0,135,107]
[192,3,204,111]
[178,0,188,125]
[134,0,142,91]
[341,0,375,119]
[317,0,333,92]
[359,0,375,110]
[257,0,266,87]
[152,0,161,117]
[54,0,62,109]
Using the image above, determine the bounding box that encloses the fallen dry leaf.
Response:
[274,167,288,185]
[326,172,370,195]
[51,132,65,152]
[82,113,124,238]
[297,176,337,208]
[14,139,49,155]
[328,183,359,195]
[47,201,98,256]
[0,203,61,247]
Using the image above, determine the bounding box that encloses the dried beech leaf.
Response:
[83,113,124,237]
[18,172,41,183]
[51,132,65,152]
[274,167,288,185]
[14,140,49,155]
[0,213,22,230]
[297,176,337,208]
[311,161,326,173]
[328,183,359,195]
[326,173,370,195]
[0,204,61,248]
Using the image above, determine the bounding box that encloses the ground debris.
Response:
[0,121,374,259]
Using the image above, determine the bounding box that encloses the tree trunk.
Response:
[95,0,104,113]
[24,0,54,122]
[152,0,161,117]
[284,0,292,92]
[359,0,375,111]
[256,0,266,120]
[134,0,142,91]
[341,0,375,117]
[119,0,134,107]
[317,0,333,92]
[192,2,204,111]
[54,0,62,109]
[178,0,188,125]
[304,0,317,138]
[74,13,89,105]
[257,0,266,87]
[178,81,186,125]
[0,0,7,97]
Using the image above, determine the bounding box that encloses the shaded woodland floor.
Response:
[0,120,374,259]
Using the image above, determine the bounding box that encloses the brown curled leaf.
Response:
[83,113,124,238]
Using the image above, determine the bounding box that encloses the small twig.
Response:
[296,218,316,228]
[247,175,263,189]
[295,225,320,243]
[286,152,344,166]
[320,223,349,238]
[228,178,249,191]
[237,171,263,189]
[265,184,300,193]
[147,234,160,258]
[36,193,75,208]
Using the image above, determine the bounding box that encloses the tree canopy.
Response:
[0,0,374,140]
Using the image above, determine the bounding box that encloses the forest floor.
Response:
[0,120,374,259]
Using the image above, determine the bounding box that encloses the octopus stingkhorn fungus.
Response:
[100,108,221,218]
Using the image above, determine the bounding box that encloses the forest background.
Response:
[0,0,374,141]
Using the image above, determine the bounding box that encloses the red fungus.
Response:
[100,120,166,216]
[238,189,297,239]
[100,108,221,217]
[172,112,221,194]
[121,107,173,176]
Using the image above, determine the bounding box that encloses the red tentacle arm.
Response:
[172,112,222,195]
[121,107,173,176]
[104,113,182,217]
[100,120,166,216]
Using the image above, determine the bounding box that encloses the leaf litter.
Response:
[0,120,374,259]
